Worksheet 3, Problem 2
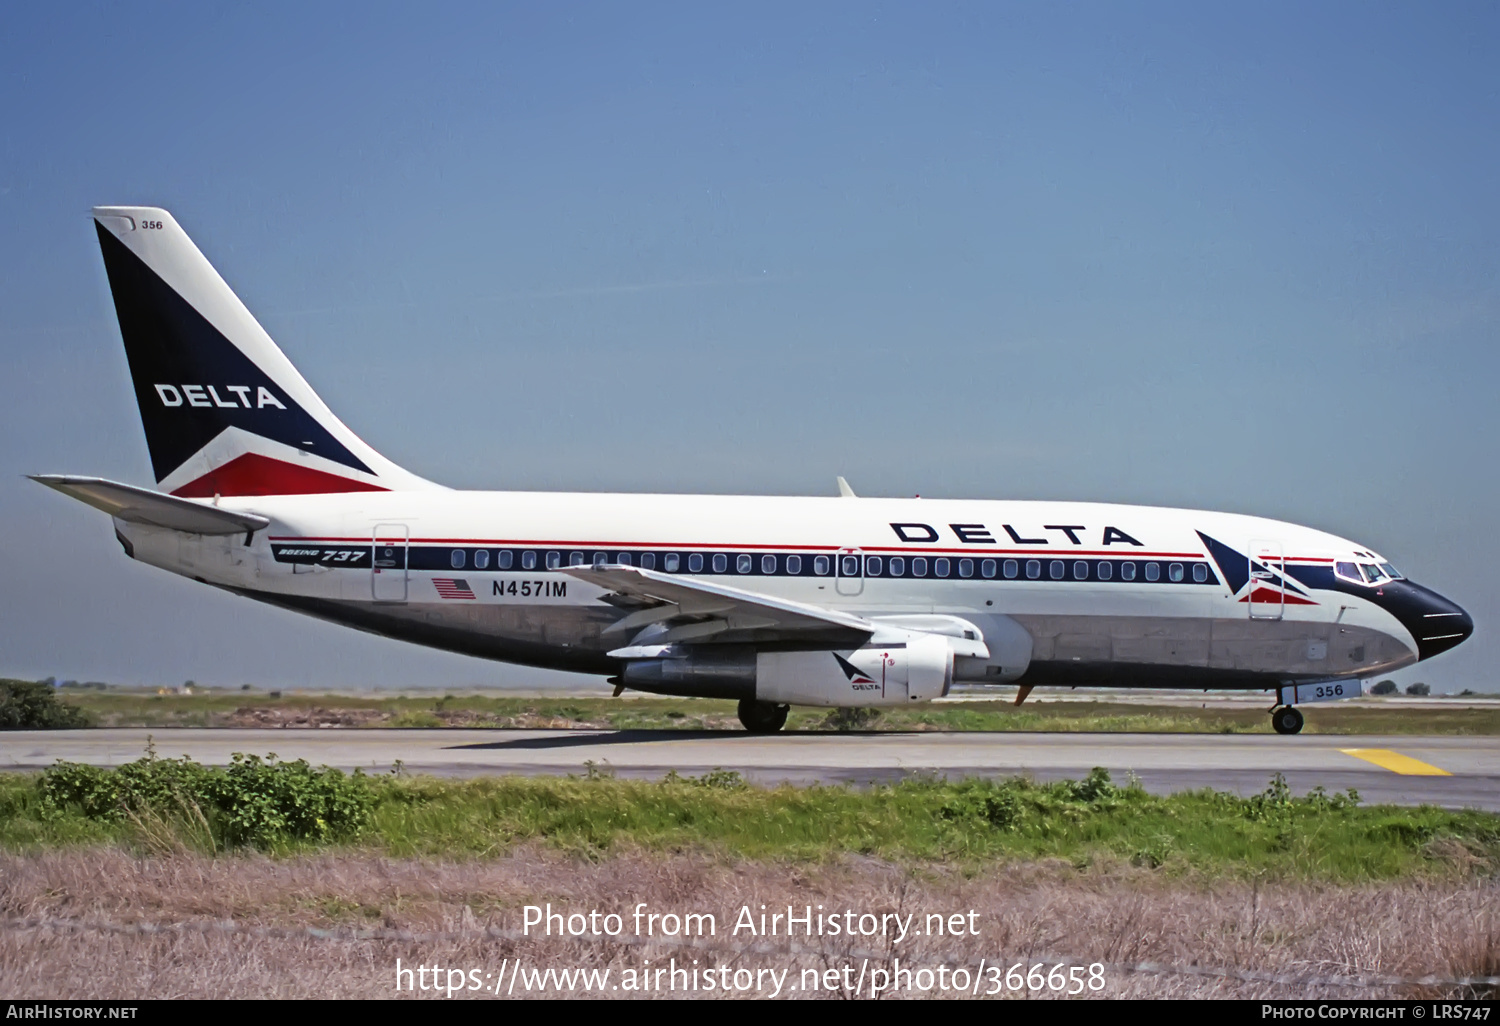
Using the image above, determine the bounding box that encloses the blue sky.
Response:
[2,2,1496,691]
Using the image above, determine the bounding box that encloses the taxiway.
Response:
[3,729,1496,810]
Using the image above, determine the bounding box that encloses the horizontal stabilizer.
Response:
[29,475,270,536]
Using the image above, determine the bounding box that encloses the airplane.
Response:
[33,206,1473,736]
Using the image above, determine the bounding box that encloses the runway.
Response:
[5,728,1497,810]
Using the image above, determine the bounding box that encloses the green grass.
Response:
[48,686,1500,735]
[2,757,1496,882]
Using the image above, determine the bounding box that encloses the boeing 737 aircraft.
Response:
[34,207,1473,734]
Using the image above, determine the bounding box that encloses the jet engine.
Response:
[620,631,957,707]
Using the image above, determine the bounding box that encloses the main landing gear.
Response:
[738,699,789,734]
[1271,705,1305,735]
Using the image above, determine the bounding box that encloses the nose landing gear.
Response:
[1271,705,1305,735]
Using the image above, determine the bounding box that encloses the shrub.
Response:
[0,680,91,729]
[692,769,747,790]
[1068,766,1118,802]
[663,768,747,790]
[1371,680,1398,695]
[939,782,1023,829]
[1245,773,1293,821]
[936,769,1126,832]
[39,747,375,849]
[1406,682,1431,696]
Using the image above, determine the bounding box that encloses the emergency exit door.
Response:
[836,547,865,596]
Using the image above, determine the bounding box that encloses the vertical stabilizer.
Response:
[92,206,435,496]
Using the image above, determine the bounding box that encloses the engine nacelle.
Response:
[868,613,1033,684]
[618,629,972,707]
[755,633,953,706]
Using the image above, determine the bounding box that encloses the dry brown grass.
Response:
[0,849,1495,999]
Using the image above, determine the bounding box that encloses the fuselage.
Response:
[60,205,1475,727]
[116,489,1472,692]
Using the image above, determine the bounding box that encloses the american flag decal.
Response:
[432,578,475,600]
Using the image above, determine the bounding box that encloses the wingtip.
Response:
[29,474,96,488]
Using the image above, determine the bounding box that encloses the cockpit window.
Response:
[1335,561,1362,583]
[1379,562,1403,580]
[1359,563,1385,583]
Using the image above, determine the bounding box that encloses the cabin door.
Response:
[372,524,409,602]
[1248,539,1285,621]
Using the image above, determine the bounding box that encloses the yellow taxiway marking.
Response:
[1338,748,1452,776]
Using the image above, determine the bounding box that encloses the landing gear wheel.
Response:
[737,699,789,734]
[1272,706,1304,735]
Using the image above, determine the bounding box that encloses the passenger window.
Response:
[1192,563,1208,583]
[498,550,514,570]
[958,558,973,578]
[617,552,632,566]
[935,558,950,577]
[1145,562,1160,582]
[521,550,536,570]
[737,554,752,573]
[762,554,776,574]
[1098,561,1112,581]
[842,555,861,577]
[640,553,655,570]
[593,552,607,568]
[664,553,681,572]
[1120,561,1135,581]
[712,553,728,573]
[1168,562,1184,582]
[474,549,490,570]
[866,556,882,576]
[912,557,928,577]
[688,553,704,573]
[546,551,561,570]
[814,555,831,575]
[1003,559,1018,579]
[787,554,802,574]
[450,549,466,569]
[1073,560,1088,580]
[1049,560,1064,580]
[567,551,584,567]
[981,559,996,579]
[888,556,905,576]
[1335,561,1360,582]
[1026,559,1041,579]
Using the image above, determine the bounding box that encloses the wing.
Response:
[561,564,874,653]
[30,475,270,537]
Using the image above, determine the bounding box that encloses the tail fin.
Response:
[92,206,435,496]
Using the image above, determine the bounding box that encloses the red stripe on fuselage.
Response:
[171,453,388,498]
[266,535,1207,558]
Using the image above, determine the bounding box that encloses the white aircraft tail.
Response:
[91,206,435,496]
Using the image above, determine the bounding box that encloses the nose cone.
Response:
[1381,581,1473,660]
